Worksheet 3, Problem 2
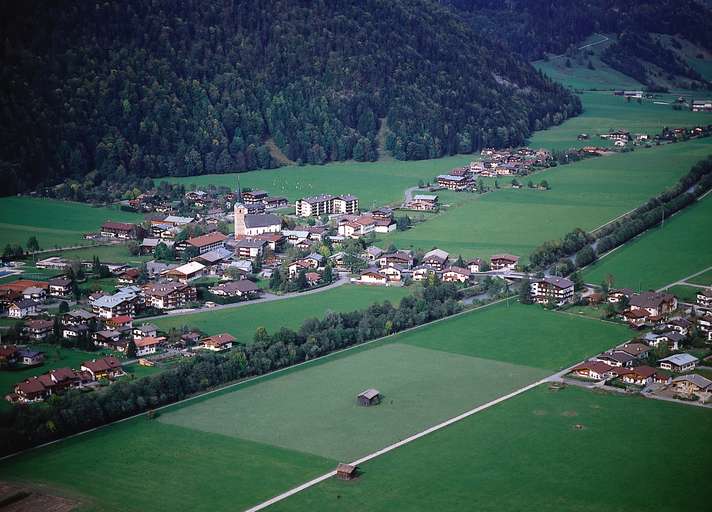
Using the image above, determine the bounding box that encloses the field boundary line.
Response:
[0,296,511,464]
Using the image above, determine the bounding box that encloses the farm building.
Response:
[357,388,381,406]
[336,463,358,480]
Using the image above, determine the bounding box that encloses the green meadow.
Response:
[583,194,712,291]
[0,197,143,249]
[274,385,712,512]
[687,269,712,286]
[0,303,628,511]
[152,285,411,339]
[381,138,712,261]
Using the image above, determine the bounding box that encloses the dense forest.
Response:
[0,0,579,196]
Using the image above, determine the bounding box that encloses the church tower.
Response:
[234,202,247,237]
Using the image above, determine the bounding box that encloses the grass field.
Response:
[0,303,629,511]
[381,138,712,260]
[273,385,712,512]
[687,268,712,286]
[42,244,153,265]
[666,285,703,303]
[583,194,712,291]
[0,197,144,250]
[155,154,474,208]
[152,285,411,339]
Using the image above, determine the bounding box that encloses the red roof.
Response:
[106,315,133,325]
[188,232,227,248]
[17,378,46,395]
[82,356,123,373]
[202,333,236,348]
[572,361,613,374]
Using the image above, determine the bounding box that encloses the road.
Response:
[138,274,350,322]
[402,185,420,205]
[656,265,712,292]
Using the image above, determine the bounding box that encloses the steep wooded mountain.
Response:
[0,0,578,197]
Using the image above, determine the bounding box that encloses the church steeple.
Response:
[236,175,242,204]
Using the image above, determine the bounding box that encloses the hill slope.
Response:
[0,0,578,198]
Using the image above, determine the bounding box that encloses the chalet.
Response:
[466,258,484,273]
[263,196,289,209]
[133,323,158,340]
[381,265,404,282]
[253,232,286,252]
[338,215,376,238]
[62,309,97,327]
[357,271,388,285]
[105,315,133,332]
[143,282,197,310]
[161,215,194,228]
[164,261,206,283]
[621,308,649,328]
[658,353,698,373]
[62,324,89,339]
[288,260,312,279]
[81,356,124,380]
[608,288,634,304]
[101,221,140,239]
[210,280,260,298]
[295,194,359,217]
[14,378,49,402]
[436,174,469,191]
[642,332,682,351]
[18,348,44,366]
[93,330,122,348]
[653,373,672,385]
[282,230,311,245]
[371,207,393,221]
[24,319,54,341]
[22,286,46,302]
[242,190,269,204]
[48,277,72,297]
[379,251,414,269]
[357,388,381,406]
[135,336,164,356]
[601,129,630,143]
[366,246,384,261]
[696,287,712,310]
[412,266,435,282]
[442,266,471,283]
[617,342,652,360]
[118,268,141,285]
[406,194,439,211]
[530,277,574,306]
[305,272,321,286]
[629,291,677,317]
[373,217,397,233]
[8,299,38,318]
[336,463,358,481]
[664,318,691,336]
[227,260,253,275]
[671,374,712,396]
[90,288,139,319]
[234,239,267,260]
[241,202,266,215]
[570,361,614,380]
[200,333,236,352]
[593,351,635,368]
[186,232,227,255]
[620,366,656,386]
[422,249,449,271]
[490,254,519,271]
[36,257,70,270]
[194,247,233,267]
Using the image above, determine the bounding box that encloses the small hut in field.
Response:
[356,388,381,406]
[336,463,358,480]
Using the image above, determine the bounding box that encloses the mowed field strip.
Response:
[0,303,630,512]
[270,385,712,512]
[380,138,712,260]
[152,285,411,338]
[583,193,712,290]
[0,197,144,249]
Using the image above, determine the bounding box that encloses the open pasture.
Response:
[273,385,712,512]
[583,194,712,291]
[381,138,712,260]
[0,302,629,511]
[0,197,143,250]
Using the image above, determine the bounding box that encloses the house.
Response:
[338,215,376,238]
[608,288,634,304]
[442,266,471,283]
[436,174,469,191]
[305,272,321,286]
[101,221,140,239]
[234,239,267,260]
[336,463,358,481]
[228,260,254,275]
[530,277,574,306]
[14,378,49,402]
[210,280,260,298]
[593,351,635,368]
[263,196,288,209]
[664,318,691,336]
[379,251,414,269]
[366,246,384,261]
[242,190,269,204]
[62,309,97,327]
[466,258,484,273]
[659,353,698,372]
[17,348,44,366]
[357,388,381,406]
[200,333,236,351]
[406,194,439,211]
[671,374,712,395]
[143,282,197,310]
[620,366,656,386]
[164,261,206,283]
[105,315,133,332]
[48,277,72,297]
[621,308,649,328]
[295,194,359,217]
[629,291,677,317]
[234,203,283,236]
[118,268,141,285]
[381,266,404,282]
[24,319,54,341]
[570,361,614,380]
[696,287,712,310]
[22,286,46,302]
[90,288,139,319]
[643,331,683,351]
[194,247,234,267]
[135,336,164,356]
[490,254,519,271]
[422,249,449,270]
[62,324,89,339]
[133,323,158,340]
[691,99,712,112]
[357,271,388,285]
[81,356,124,380]
[186,232,227,255]
[253,232,286,252]
[371,207,393,221]
[617,342,652,360]
[8,299,38,318]
[411,266,435,282]
[93,329,122,348]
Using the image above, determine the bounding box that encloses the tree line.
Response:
[0,279,461,455]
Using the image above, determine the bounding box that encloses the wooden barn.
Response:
[357,388,381,406]
[336,463,358,480]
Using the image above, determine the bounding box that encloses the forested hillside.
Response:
[0,0,578,198]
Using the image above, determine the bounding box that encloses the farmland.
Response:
[0,303,629,511]
[381,138,712,260]
[0,197,143,250]
[273,385,712,512]
[582,193,712,291]
[152,285,411,339]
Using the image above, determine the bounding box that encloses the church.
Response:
[234,202,282,237]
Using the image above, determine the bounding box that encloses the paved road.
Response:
[138,274,350,322]
[657,265,712,292]
[402,186,420,205]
